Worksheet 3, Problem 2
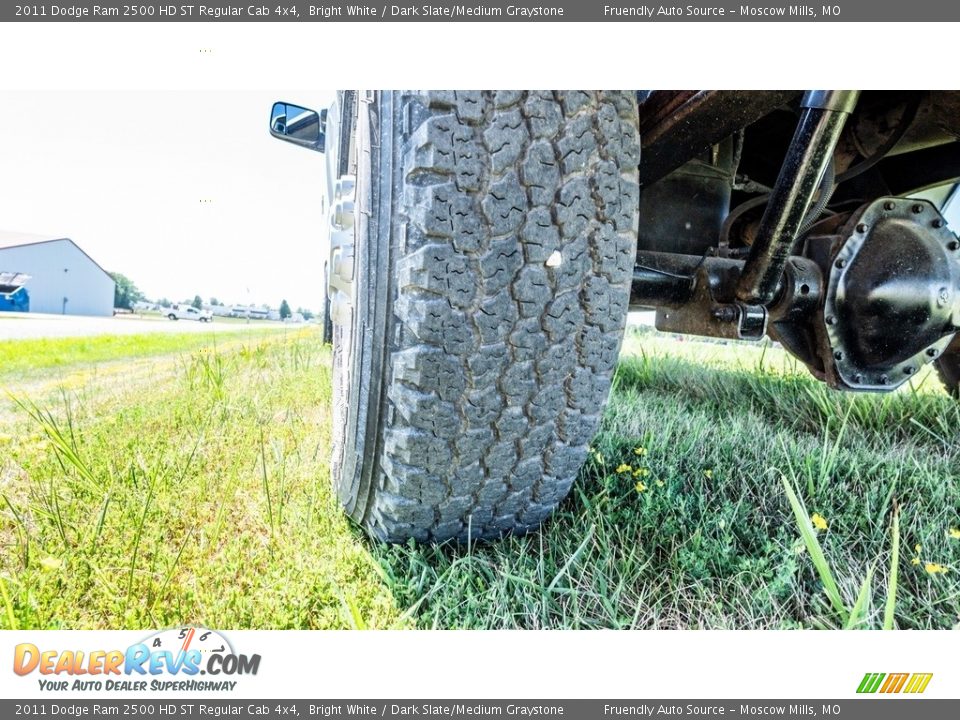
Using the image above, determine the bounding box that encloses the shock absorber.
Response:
[736,91,860,306]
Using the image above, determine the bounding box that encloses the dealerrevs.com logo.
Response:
[13,627,261,692]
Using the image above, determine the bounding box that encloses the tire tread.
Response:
[366,90,639,542]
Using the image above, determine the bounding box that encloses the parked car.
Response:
[270,90,960,543]
[165,304,212,322]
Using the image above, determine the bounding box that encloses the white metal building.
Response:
[0,231,115,316]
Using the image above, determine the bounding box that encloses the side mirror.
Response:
[269,101,326,152]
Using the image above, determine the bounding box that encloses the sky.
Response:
[0,90,334,311]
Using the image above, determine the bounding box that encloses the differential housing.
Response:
[817,197,960,391]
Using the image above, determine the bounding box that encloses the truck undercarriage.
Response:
[632,90,960,394]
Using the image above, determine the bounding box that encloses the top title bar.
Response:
[3,1,959,22]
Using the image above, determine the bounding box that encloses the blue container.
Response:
[0,272,30,312]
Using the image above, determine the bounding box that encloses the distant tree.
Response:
[297,307,314,321]
[209,297,220,306]
[192,295,203,310]
[110,272,145,310]
[279,299,292,320]
[157,297,171,308]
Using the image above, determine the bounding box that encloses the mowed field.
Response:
[1,325,959,630]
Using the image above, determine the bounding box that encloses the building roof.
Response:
[0,230,67,249]
[0,231,115,284]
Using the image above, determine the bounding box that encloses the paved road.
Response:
[0,312,297,340]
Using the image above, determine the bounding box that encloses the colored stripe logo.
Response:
[857,672,933,694]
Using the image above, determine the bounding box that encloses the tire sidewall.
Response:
[331,91,393,524]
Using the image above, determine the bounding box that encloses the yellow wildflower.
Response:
[593,451,603,463]
[811,513,828,532]
[655,479,665,488]
[915,544,922,553]
[632,467,650,478]
[635,481,647,493]
[39,557,63,571]
[925,563,949,575]
[949,528,960,540]
[911,558,921,566]
[633,447,647,457]
[615,463,632,474]
[703,469,713,479]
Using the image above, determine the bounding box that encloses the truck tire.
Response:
[322,294,333,344]
[320,264,334,344]
[331,91,640,542]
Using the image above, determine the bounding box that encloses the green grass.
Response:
[0,330,401,629]
[1,327,959,629]
[0,331,257,382]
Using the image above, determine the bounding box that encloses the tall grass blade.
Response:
[260,428,274,539]
[150,527,195,614]
[781,474,849,624]
[0,576,17,630]
[816,403,853,495]
[844,565,873,630]
[339,592,367,630]
[125,466,156,611]
[2,493,29,567]
[884,508,900,631]
[92,494,111,548]
[548,524,595,592]
[9,393,99,493]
